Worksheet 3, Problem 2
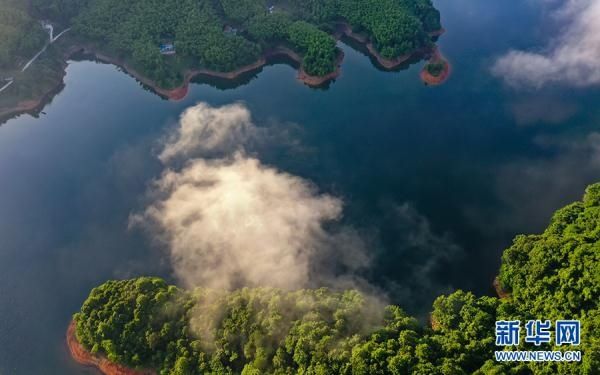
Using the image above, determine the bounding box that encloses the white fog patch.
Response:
[132,103,370,290]
[492,0,600,88]
[159,103,258,163]
[137,155,343,289]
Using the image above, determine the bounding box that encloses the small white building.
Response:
[160,43,176,55]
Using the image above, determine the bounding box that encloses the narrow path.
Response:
[0,80,14,94]
[21,44,49,72]
[52,27,71,42]
[2,22,71,97]
[43,23,71,43]
[43,23,54,41]
[21,23,71,73]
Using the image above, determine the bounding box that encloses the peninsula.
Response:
[1,0,443,122]
[68,183,600,374]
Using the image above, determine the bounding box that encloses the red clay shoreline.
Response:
[75,22,443,99]
[67,320,156,375]
[66,43,343,101]
[493,277,511,299]
[336,23,444,70]
[0,59,68,122]
[1,25,444,122]
[420,47,451,86]
[0,42,344,123]
[0,44,335,122]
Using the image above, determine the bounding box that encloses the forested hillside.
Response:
[30,0,89,23]
[0,0,47,70]
[21,0,441,88]
[0,0,69,120]
[73,184,600,374]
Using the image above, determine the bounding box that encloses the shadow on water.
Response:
[5,1,600,372]
[339,35,428,72]
[192,53,338,91]
[1,36,433,125]
[72,38,428,94]
[191,54,299,90]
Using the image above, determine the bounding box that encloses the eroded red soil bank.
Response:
[67,320,155,375]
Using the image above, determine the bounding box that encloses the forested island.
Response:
[0,0,443,122]
[69,184,600,374]
[421,48,450,86]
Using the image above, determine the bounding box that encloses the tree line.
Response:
[74,183,600,374]
[0,0,47,70]
[21,0,441,87]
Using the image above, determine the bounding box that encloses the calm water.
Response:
[2,1,600,373]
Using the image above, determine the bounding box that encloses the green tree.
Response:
[74,183,600,374]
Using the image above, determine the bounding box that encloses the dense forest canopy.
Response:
[17,0,441,87]
[74,184,600,374]
[425,61,445,77]
[30,0,90,23]
[0,0,69,114]
[0,0,47,70]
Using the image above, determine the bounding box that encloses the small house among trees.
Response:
[159,43,176,55]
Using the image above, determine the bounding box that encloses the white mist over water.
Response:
[493,0,600,88]
[131,103,370,290]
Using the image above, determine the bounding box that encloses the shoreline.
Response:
[67,320,155,375]
[1,25,443,122]
[420,48,451,86]
[0,43,341,122]
[336,23,444,70]
[493,277,511,299]
[72,44,343,101]
[0,60,67,123]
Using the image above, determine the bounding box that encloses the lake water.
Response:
[2,1,600,373]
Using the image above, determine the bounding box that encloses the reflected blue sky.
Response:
[1,1,600,373]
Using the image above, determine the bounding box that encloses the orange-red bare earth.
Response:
[493,277,511,300]
[336,23,444,70]
[71,23,444,101]
[67,320,155,375]
[420,48,451,86]
[2,25,445,121]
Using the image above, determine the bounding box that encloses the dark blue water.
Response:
[1,1,600,373]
